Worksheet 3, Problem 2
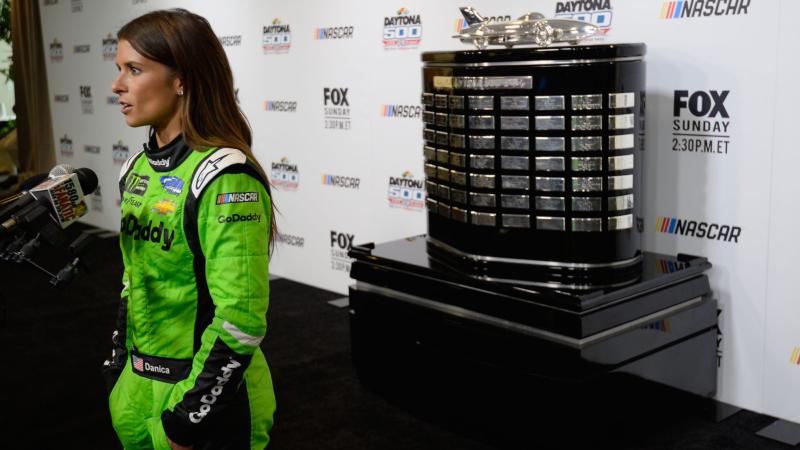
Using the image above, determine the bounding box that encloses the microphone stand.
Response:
[0,217,99,289]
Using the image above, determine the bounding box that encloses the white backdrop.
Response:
[39,0,800,424]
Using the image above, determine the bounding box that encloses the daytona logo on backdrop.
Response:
[321,174,360,190]
[263,100,297,112]
[60,135,74,157]
[263,19,291,54]
[54,94,69,103]
[383,7,422,49]
[388,171,424,211]
[218,35,242,46]
[271,157,299,191]
[102,34,117,61]
[80,85,93,114]
[323,88,351,130]
[455,14,510,32]
[49,39,63,62]
[107,96,120,105]
[381,104,421,119]
[71,0,82,12]
[314,26,354,40]
[330,231,355,272]
[655,216,741,243]
[113,140,129,165]
[672,90,730,155]
[84,145,100,154]
[555,0,613,34]
[277,232,305,248]
[44,0,58,5]
[660,0,750,19]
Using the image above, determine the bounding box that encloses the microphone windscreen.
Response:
[49,164,76,178]
[74,168,99,195]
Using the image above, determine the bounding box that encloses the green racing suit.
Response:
[103,134,275,449]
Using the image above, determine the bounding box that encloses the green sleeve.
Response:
[162,170,271,445]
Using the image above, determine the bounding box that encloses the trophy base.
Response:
[348,235,717,434]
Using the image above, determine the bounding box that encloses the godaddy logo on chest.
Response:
[121,215,176,251]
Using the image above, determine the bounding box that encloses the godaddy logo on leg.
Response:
[188,358,242,424]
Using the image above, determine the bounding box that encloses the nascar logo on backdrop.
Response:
[660,0,750,19]
[321,173,360,190]
[54,94,69,103]
[655,215,741,243]
[71,0,82,13]
[313,25,354,40]
[555,0,613,34]
[387,171,424,211]
[218,35,242,46]
[263,19,291,54]
[271,157,300,191]
[790,347,800,366]
[264,100,297,112]
[383,7,422,49]
[277,232,305,248]
[74,43,90,54]
[380,104,421,119]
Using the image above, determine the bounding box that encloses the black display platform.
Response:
[348,235,717,415]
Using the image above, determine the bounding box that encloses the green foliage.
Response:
[0,0,10,82]
[0,0,10,43]
[0,119,13,140]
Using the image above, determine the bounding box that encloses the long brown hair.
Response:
[118,8,277,250]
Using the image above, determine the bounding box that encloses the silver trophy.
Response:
[453,7,599,49]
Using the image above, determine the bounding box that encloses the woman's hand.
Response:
[168,438,193,450]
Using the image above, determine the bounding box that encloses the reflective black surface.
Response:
[349,235,716,403]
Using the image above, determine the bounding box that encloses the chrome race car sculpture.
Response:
[453,6,599,49]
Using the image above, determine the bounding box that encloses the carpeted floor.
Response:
[0,224,795,449]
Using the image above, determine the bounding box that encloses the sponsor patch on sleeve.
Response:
[216,192,259,205]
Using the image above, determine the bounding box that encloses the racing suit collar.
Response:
[144,132,193,172]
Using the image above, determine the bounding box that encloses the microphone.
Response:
[0,172,49,207]
[0,165,76,215]
[0,166,98,235]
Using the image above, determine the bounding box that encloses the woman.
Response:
[102,9,276,450]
